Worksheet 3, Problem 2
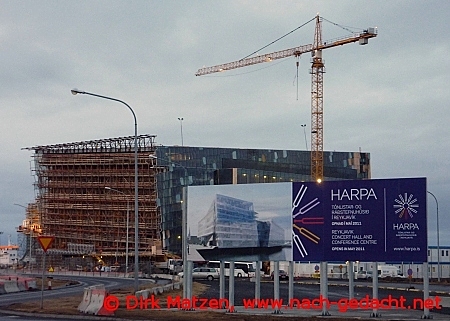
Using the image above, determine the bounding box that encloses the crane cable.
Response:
[321,17,362,34]
[240,16,316,61]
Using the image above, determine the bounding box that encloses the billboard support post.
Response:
[370,262,380,317]
[422,262,430,319]
[273,261,281,314]
[320,261,330,316]
[182,185,188,300]
[288,261,294,303]
[227,262,235,312]
[185,261,193,310]
[348,261,354,299]
[220,261,226,308]
[255,261,261,305]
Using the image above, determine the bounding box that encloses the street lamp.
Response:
[14,203,33,268]
[178,117,184,146]
[427,191,440,282]
[301,124,308,150]
[71,89,140,292]
[149,154,189,298]
[105,187,130,275]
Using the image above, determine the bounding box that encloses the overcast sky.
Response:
[1,1,448,249]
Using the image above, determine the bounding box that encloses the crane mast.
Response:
[196,15,377,182]
[311,15,325,182]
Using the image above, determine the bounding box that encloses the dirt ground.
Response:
[3,278,377,321]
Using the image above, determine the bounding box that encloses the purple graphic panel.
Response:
[292,178,427,262]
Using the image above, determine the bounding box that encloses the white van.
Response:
[363,266,403,279]
[378,265,403,278]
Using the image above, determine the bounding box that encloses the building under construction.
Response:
[20,135,161,270]
[19,134,370,270]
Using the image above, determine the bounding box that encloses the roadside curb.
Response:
[0,309,132,321]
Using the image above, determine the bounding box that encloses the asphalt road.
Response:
[196,277,450,315]
[1,274,449,320]
[0,275,158,321]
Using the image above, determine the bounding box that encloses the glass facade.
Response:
[154,146,370,255]
[198,194,258,248]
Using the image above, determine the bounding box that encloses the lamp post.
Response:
[14,203,32,268]
[427,191,440,282]
[178,117,184,146]
[301,124,308,150]
[149,154,189,298]
[105,187,130,275]
[71,89,139,292]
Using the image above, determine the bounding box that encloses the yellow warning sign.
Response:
[37,236,55,253]
[48,266,54,272]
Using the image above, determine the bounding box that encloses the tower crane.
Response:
[196,15,377,182]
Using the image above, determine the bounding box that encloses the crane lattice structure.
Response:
[196,15,377,182]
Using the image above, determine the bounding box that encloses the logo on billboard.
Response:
[393,193,419,220]
[292,184,323,258]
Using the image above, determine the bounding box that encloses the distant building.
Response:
[0,245,19,267]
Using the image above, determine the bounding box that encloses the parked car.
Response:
[271,269,288,281]
[110,265,120,272]
[178,267,219,281]
[356,270,370,279]
[100,266,111,272]
[366,271,373,280]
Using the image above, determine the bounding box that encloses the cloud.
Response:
[0,1,448,248]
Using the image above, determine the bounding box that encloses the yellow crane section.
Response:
[196,15,377,182]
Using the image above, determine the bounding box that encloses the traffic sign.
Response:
[37,236,55,253]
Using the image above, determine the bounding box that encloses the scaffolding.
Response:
[22,135,160,267]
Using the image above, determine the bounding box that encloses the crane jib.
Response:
[195,29,377,77]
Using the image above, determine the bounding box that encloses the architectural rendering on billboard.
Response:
[187,183,292,262]
[292,177,427,263]
[187,178,427,263]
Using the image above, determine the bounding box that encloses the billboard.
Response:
[292,177,427,262]
[187,178,427,263]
